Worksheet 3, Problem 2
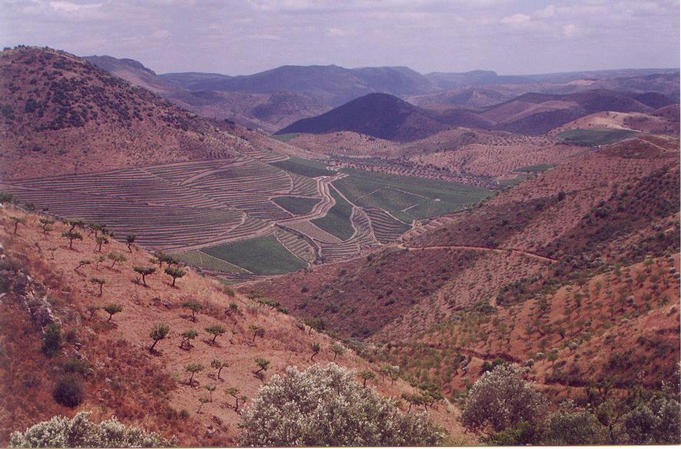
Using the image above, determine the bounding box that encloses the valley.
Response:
[0,43,679,447]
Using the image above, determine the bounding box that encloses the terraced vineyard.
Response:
[3,154,493,277]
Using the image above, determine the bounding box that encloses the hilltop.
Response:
[87,56,329,133]
[277,93,451,141]
[0,47,259,180]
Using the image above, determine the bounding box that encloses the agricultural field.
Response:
[272,196,320,215]
[514,163,554,173]
[270,156,334,177]
[311,187,355,240]
[2,153,497,277]
[556,128,636,146]
[333,169,492,222]
[202,234,307,274]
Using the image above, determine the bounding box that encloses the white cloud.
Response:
[500,13,530,25]
[562,23,578,37]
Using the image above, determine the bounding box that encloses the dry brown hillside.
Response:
[0,47,256,180]
[249,135,680,403]
[0,206,472,446]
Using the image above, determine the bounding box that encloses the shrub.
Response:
[461,364,548,434]
[240,363,445,446]
[53,375,84,408]
[621,396,681,444]
[9,411,170,447]
[42,322,62,357]
[544,401,607,445]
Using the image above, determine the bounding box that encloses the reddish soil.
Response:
[0,207,472,445]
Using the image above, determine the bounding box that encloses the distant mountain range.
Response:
[86,54,679,135]
[277,88,677,140]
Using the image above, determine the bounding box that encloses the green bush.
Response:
[241,363,445,446]
[42,322,62,357]
[9,411,170,447]
[462,364,548,433]
[53,375,84,408]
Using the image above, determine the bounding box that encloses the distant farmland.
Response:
[3,153,493,278]
[333,169,492,222]
[557,128,636,146]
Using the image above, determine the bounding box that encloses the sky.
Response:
[0,0,679,76]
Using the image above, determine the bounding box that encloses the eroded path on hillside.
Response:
[398,243,557,263]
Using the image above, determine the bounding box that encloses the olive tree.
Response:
[182,300,202,321]
[461,364,548,434]
[11,216,25,235]
[165,266,186,287]
[240,363,445,446]
[107,252,126,269]
[125,234,136,252]
[254,358,270,377]
[94,236,109,253]
[225,387,246,414]
[133,266,155,287]
[205,324,226,344]
[90,277,105,297]
[39,217,54,234]
[185,363,204,386]
[148,323,170,353]
[180,329,198,350]
[62,231,83,250]
[9,412,170,448]
[331,342,345,361]
[103,303,123,322]
[211,359,228,380]
[249,324,265,343]
[310,342,320,361]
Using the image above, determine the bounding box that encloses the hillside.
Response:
[247,134,680,399]
[277,93,451,142]
[0,46,264,180]
[0,205,471,445]
[87,56,329,133]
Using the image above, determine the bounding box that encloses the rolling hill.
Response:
[86,55,329,133]
[276,93,451,141]
[0,47,257,180]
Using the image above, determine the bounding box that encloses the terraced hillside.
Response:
[3,153,489,277]
[248,135,680,400]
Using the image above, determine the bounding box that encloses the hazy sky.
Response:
[1,0,679,76]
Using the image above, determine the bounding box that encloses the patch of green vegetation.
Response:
[271,156,334,177]
[557,128,635,146]
[272,196,319,215]
[202,235,306,275]
[514,163,554,173]
[271,133,299,142]
[334,169,492,222]
[175,250,246,273]
[497,174,529,188]
[312,187,354,240]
